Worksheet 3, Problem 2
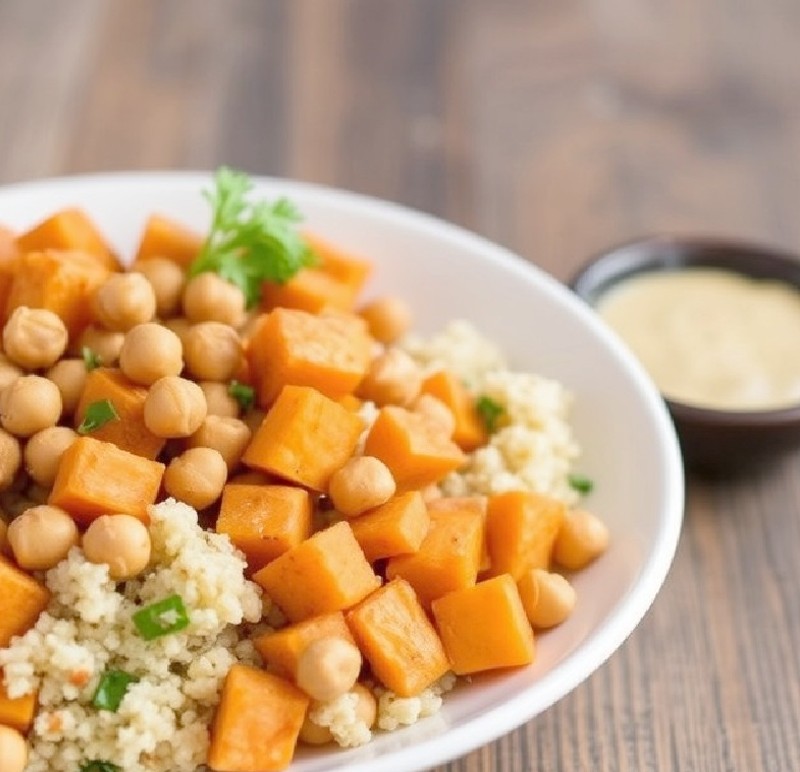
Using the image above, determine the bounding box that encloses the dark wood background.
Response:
[2,1,799,770]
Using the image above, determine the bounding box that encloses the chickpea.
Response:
[358,348,422,406]
[0,375,61,437]
[92,272,157,331]
[46,358,87,415]
[7,505,79,570]
[144,376,207,438]
[133,257,185,318]
[328,456,396,517]
[164,447,227,510]
[553,509,610,571]
[82,514,152,579]
[296,637,362,702]
[411,394,456,436]
[119,323,183,386]
[3,306,68,370]
[0,428,21,492]
[199,382,240,418]
[518,568,576,629]
[352,683,377,728]
[162,317,193,348]
[298,714,333,745]
[0,352,22,391]
[78,325,125,366]
[0,725,27,772]
[360,296,413,344]
[187,415,251,470]
[183,272,246,327]
[24,426,78,488]
[183,322,243,382]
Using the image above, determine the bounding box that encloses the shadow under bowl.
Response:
[570,235,800,475]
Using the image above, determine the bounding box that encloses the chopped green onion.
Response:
[133,594,190,640]
[77,399,120,435]
[91,669,139,712]
[475,395,504,434]
[228,380,255,412]
[568,474,594,495]
[82,346,102,371]
[80,762,121,772]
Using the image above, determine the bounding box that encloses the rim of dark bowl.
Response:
[569,234,800,429]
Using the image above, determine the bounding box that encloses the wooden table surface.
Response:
[2,1,799,770]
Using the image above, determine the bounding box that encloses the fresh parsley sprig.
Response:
[189,167,316,307]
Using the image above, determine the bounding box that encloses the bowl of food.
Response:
[0,171,683,772]
[571,235,800,474]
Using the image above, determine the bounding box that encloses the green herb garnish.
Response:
[77,399,119,435]
[133,595,190,640]
[82,346,102,371]
[568,474,594,495]
[80,762,121,772]
[91,669,139,712]
[476,395,504,433]
[228,380,255,412]
[188,166,316,308]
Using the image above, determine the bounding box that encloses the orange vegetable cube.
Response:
[346,578,449,697]
[364,406,466,491]
[431,574,535,675]
[304,233,372,294]
[247,307,373,407]
[386,503,483,608]
[420,370,488,451]
[49,436,164,526]
[242,385,363,492]
[253,521,379,623]
[428,496,490,572]
[0,557,50,647]
[0,227,19,322]
[5,249,109,339]
[134,213,204,268]
[349,490,430,563]
[208,664,309,772]
[0,670,36,731]
[486,491,566,578]
[15,207,119,271]
[261,268,355,314]
[216,484,313,569]
[254,611,356,681]
[75,368,165,460]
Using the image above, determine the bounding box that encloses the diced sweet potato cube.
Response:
[364,406,466,491]
[247,308,373,407]
[0,557,50,647]
[386,503,483,608]
[134,214,204,268]
[0,669,36,731]
[49,436,164,526]
[208,664,309,772]
[428,496,490,573]
[346,578,449,697]
[261,268,355,314]
[0,229,18,326]
[349,491,430,563]
[254,611,356,681]
[242,385,363,492]
[304,233,372,293]
[15,208,119,271]
[486,491,566,578]
[420,370,488,451]
[432,575,535,675]
[216,484,313,569]
[5,249,109,339]
[253,520,379,623]
[75,368,165,460]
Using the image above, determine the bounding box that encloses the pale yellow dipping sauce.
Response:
[596,268,800,411]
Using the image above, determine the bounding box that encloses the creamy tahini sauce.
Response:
[595,268,800,411]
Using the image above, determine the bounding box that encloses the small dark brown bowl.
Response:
[570,235,800,475]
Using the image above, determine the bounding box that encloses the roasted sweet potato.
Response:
[0,669,36,731]
[420,370,488,451]
[0,557,50,647]
[134,214,204,268]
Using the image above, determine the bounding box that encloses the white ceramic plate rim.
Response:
[0,172,685,771]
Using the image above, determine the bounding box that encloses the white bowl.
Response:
[0,173,684,771]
